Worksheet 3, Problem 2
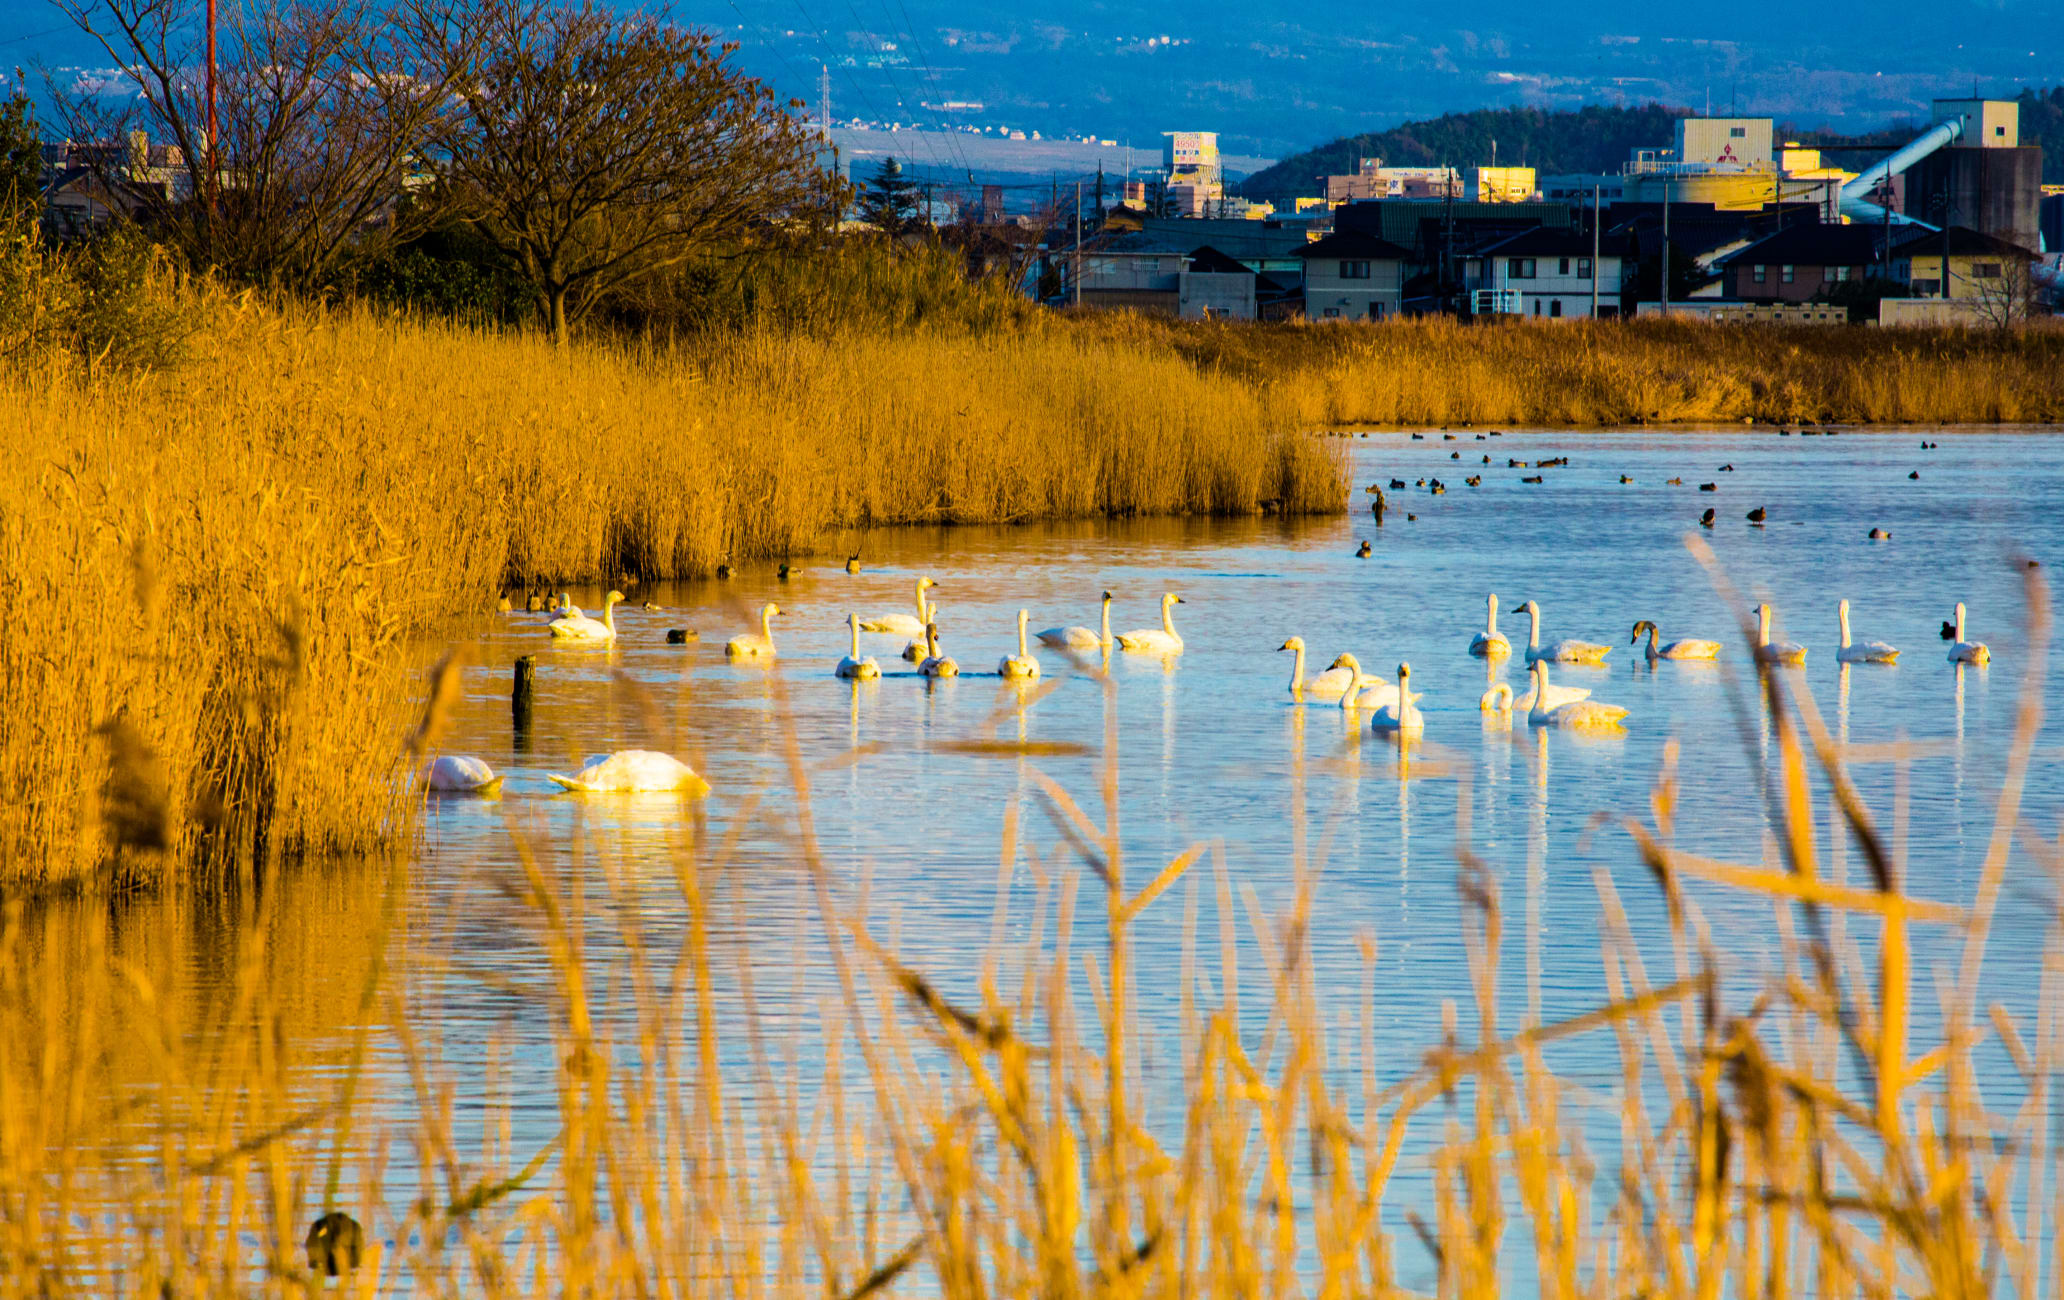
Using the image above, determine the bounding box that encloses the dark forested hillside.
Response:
[2017,86,2063,181]
[1238,104,1689,200]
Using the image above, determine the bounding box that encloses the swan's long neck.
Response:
[915,581,929,620]
[850,616,861,658]
[1017,610,1030,657]
[1645,623,1659,655]
[1486,594,1499,637]
[1100,598,1111,645]
[1526,604,1541,649]
[1838,603,1852,649]
[1757,605,1772,647]
[926,624,940,658]
[761,605,776,645]
[1955,603,1967,641]
[603,597,617,633]
[1162,598,1177,637]
[1287,644,1306,695]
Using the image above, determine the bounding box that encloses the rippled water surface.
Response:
[99,428,2064,1282]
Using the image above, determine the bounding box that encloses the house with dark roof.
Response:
[1717,224,1887,302]
[1887,225,2036,301]
[1297,230,1412,321]
[1177,246,1257,320]
[1461,227,1632,320]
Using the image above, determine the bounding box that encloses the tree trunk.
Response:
[547,283,569,347]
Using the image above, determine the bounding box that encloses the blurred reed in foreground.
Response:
[0,559,2054,1298]
[0,289,1341,888]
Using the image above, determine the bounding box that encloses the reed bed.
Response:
[1116,314,2064,428]
[0,557,2055,1297]
[0,292,1341,889]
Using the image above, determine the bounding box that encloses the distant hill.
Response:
[1238,104,1689,201]
[1241,88,2064,203]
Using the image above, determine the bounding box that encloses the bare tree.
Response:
[1966,255,2044,332]
[401,0,821,343]
[49,0,463,285]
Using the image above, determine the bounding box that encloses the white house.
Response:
[1463,228,1628,320]
[1296,230,1413,321]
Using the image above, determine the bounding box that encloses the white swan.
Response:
[1368,663,1425,736]
[1478,673,1589,713]
[835,613,881,680]
[1280,637,1356,700]
[725,603,781,659]
[918,621,959,678]
[1468,594,1511,657]
[1836,599,1899,664]
[999,608,1040,679]
[1630,620,1722,662]
[1526,660,1628,729]
[549,590,624,641]
[425,755,504,795]
[1335,654,1423,710]
[542,592,584,623]
[548,750,710,795]
[1116,593,1186,655]
[1038,591,1113,651]
[1515,600,1611,664]
[1754,603,1808,665]
[1947,602,1990,665]
[861,577,937,637]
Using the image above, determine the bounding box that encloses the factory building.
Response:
[1901,100,2045,252]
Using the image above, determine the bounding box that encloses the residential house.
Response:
[1177,246,1257,320]
[1297,231,1412,321]
[1462,227,1628,319]
[1887,225,2037,300]
[1718,224,1886,302]
[1071,233,1187,313]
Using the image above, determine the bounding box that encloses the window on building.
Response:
[1549,299,1563,318]
[1557,257,1570,275]
[1340,260,1371,279]
[1781,264,1796,284]
[1730,126,1747,138]
[1827,265,1849,282]
[1973,262,2001,279]
[1532,299,1542,316]
[1323,307,1340,318]
[1508,257,1536,279]
[1577,257,1593,279]
[1369,302,1384,321]
[1751,264,1767,283]
[1911,278,1940,295]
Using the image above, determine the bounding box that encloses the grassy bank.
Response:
[0,293,1342,890]
[1,577,2053,1296]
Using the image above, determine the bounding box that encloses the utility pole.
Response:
[1073,180,1083,308]
[1591,184,1601,319]
[819,64,831,138]
[1660,176,1671,318]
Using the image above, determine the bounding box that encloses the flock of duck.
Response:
[423,571,1995,795]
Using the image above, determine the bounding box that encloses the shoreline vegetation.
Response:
[6,252,2064,891]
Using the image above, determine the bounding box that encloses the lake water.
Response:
[47,428,2064,1288]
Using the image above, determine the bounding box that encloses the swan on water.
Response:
[1279,637,1356,700]
[918,621,959,678]
[725,603,781,659]
[1754,603,1808,665]
[861,577,937,636]
[425,755,504,795]
[1629,620,1722,662]
[549,591,624,641]
[1117,593,1186,655]
[1515,600,1611,664]
[548,750,710,795]
[835,613,881,680]
[1947,602,1991,664]
[1478,674,1589,714]
[1526,660,1628,729]
[1368,663,1425,736]
[1335,654,1423,710]
[1468,593,1511,657]
[899,593,937,660]
[1835,599,1899,664]
[544,592,583,622]
[1038,591,1113,651]
[999,608,1041,679]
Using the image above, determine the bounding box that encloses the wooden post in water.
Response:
[512,655,535,737]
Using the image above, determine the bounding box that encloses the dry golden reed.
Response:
[0,560,2055,1298]
[0,291,1344,888]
